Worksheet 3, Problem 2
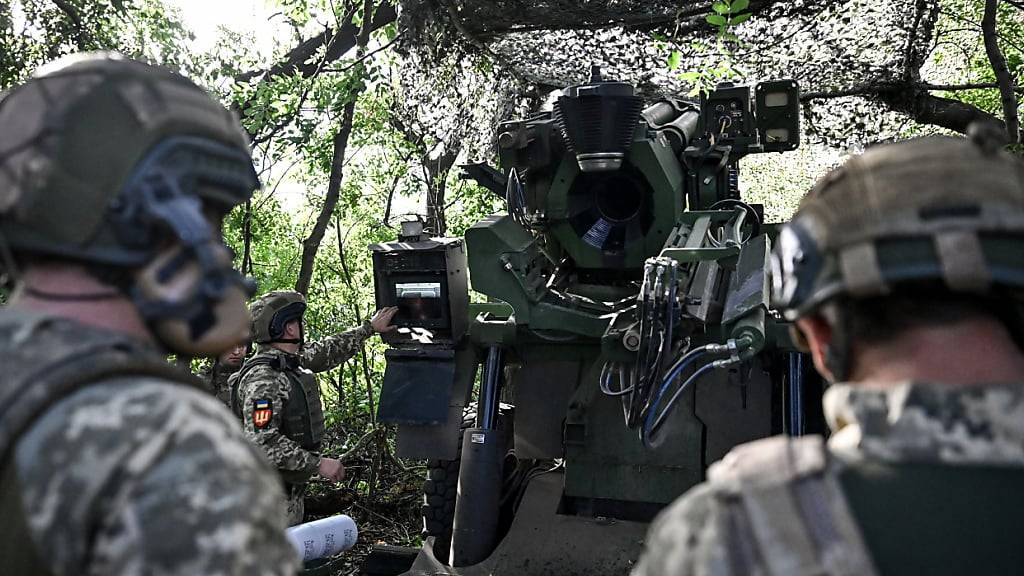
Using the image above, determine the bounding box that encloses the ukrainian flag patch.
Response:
[253,399,273,429]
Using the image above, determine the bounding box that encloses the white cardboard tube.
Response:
[286,514,359,562]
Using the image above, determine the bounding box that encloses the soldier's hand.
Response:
[318,457,346,482]
[370,307,399,334]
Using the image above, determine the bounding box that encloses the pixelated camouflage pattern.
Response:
[236,347,322,486]
[299,321,374,372]
[633,382,1024,576]
[235,325,373,523]
[286,488,306,526]
[0,313,298,576]
[197,361,240,408]
[824,381,1024,466]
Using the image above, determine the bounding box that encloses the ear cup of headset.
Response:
[133,243,252,356]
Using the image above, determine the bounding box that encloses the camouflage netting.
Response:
[395,0,942,157]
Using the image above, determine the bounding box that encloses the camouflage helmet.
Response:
[772,135,1024,320]
[0,52,258,356]
[251,290,307,344]
[0,51,255,263]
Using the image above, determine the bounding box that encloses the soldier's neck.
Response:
[849,317,1024,386]
[10,264,155,345]
[269,341,301,355]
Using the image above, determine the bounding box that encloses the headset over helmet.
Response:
[772,135,1024,320]
[250,290,307,345]
[0,52,258,355]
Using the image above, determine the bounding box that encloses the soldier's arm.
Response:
[298,321,374,373]
[13,379,299,576]
[239,365,321,483]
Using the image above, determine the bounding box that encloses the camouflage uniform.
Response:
[300,322,375,372]
[198,361,241,408]
[632,381,1024,576]
[0,311,299,575]
[637,136,1024,576]
[0,54,298,573]
[236,324,374,525]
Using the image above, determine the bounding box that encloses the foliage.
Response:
[1,0,198,89]
[929,0,1024,122]
[5,1,1023,562]
[673,0,753,96]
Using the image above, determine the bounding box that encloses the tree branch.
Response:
[456,0,786,37]
[235,2,396,84]
[322,29,404,73]
[802,80,1006,135]
[294,0,376,296]
[982,0,1019,142]
[51,0,90,49]
[801,81,1024,100]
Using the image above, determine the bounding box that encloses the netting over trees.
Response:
[395,0,950,155]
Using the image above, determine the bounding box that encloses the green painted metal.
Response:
[465,215,547,325]
[545,129,684,270]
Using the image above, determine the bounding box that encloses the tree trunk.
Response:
[982,0,1020,143]
[294,0,376,295]
[424,153,458,237]
[241,200,253,276]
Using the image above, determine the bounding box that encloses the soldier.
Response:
[199,339,249,407]
[0,53,298,574]
[634,135,1024,575]
[233,290,397,525]
[200,322,357,409]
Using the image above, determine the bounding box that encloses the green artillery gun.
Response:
[365,67,818,576]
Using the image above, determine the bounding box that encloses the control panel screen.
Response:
[395,282,444,321]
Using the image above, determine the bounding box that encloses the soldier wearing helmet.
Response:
[198,339,250,407]
[0,53,298,574]
[634,135,1024,576]
[232,290,396,525]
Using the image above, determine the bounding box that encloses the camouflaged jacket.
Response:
[0,309,299,576]
[234,323,373,485]
[633,382,1024,576]
[198,360,240,408]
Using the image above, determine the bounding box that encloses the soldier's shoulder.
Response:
[20,375,245,453]
[634,481,723,576]
[13,375,290,573]
[237,355,290,385]
[635,435,833,576]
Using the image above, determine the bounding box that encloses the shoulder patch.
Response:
[253,398,273,428]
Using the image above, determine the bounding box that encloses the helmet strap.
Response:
[822,304,852,383]
[113,138,257,350]
[24,286,121,302]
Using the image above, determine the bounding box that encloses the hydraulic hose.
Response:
[641,337,755,446]
[643,361,720,445]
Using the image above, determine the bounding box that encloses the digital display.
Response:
[395,282,444,321]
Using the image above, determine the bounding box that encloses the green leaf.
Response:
[706,14,727,26]
[730,12,752,25]
[712,1,730,15]
[679,71,703,82]
[730,0,750,13]
[667,50,681,70]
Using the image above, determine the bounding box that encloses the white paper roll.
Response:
[286,514,359,562]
